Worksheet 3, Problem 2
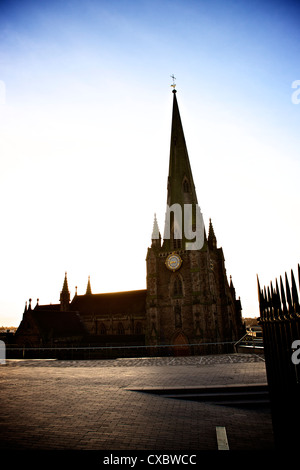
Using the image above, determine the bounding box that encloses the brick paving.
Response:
[0,354,274,453]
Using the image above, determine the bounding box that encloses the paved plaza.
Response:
[0,354,274,456]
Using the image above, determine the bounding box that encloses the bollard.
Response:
[0,340,6,364]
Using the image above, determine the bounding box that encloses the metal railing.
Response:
[258,265,300,449]
[234,331,264,353]
[6,340,239,360]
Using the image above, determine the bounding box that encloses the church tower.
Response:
[146,88,244,354]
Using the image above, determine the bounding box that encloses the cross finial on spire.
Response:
[170,74,176,92]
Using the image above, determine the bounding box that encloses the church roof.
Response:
[70,289,147,316]
[16,306,87,342]
[34,303,60,312]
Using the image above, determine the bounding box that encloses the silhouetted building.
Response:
[15,89,244,355]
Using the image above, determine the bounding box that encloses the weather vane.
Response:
[170,74,176,90]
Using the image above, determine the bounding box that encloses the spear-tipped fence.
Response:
[258,264,300,449]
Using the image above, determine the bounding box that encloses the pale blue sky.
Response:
[0,0,299,325]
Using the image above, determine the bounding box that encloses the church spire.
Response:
[86,276,92,295]
[208,218,217,249]
[151,213,161,248]
[167,89,198,208]
[163,89,203,250]
[60,272,70,311]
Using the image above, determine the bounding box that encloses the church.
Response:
[15,88,244,356]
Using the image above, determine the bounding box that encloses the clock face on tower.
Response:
[165,253,182,272]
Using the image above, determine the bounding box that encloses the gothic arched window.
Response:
[171,221,182,250]
[100,323,107,335]
[174,302,182,328]
[135,322,142,335]
[173,238,182,249]
[117,322,125,335]
[183,178,190,193]
[172,276,183,297]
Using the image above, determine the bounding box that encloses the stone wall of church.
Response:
[79,313,145,337]
[146,240,244,351]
